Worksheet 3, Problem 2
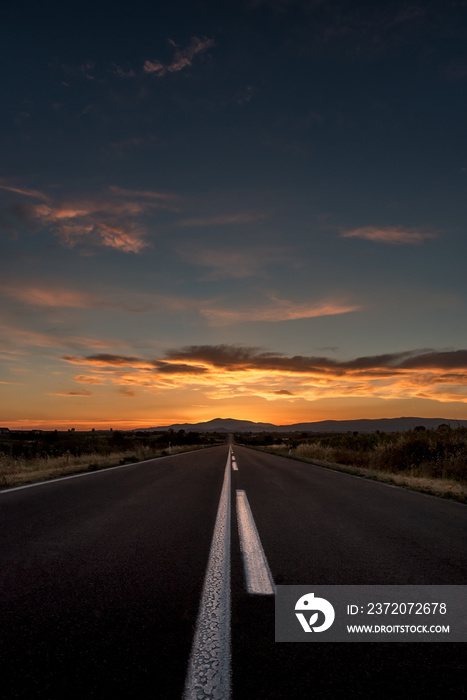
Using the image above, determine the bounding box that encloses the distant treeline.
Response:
[0,429,227,461]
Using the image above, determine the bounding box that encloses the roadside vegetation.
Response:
[0,429,227,488]
[235,425,467,503]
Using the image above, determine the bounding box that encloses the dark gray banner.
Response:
[275,586,467,642]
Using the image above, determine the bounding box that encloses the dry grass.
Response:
[0,444,205,489]
[258,444,467,503]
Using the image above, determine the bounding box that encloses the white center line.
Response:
[183,451,231,700]
[230,449,238,471]
[236,489,275,596]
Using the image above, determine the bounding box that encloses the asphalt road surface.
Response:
[1,443,466,699]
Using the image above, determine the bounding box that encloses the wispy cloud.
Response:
[110,65,136,79]
[108,186,176,203]
[0,181,50,202]
[144,36,214,77]
[74,375,105,385]
[1,182,175,253]
[0,323,130,351]
[31,202,148,253]
[0,282,202,315]
[175,243,285,279]
[341,226,436,244]
[0,284,105,309]
[0,281,358,327]
[49,389,92,397]
[200,297,361,325]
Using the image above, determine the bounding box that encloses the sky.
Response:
[1,0,467,429]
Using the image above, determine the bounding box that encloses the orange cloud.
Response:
[0,282,206,316]
[32,201,150,252]
[74,375,105,384]
[57,346,467,405]
[2,281,360,327]
[3,182,175,253]
[341,226,436,244]
[0,284,103,308]
[144,36,214,76]
[0,180,50,202]
[93,222,147,253]
[119,387,138,397]
[200,298,362,325]
[0,323,131,351]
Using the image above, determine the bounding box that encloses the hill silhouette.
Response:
[138,417,467,433]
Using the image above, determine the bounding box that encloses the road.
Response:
[1,444,466,699]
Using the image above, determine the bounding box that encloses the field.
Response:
[0,428,226,488]
[236,425,467,503]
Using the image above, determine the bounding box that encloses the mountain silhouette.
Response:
[137,417,467,433]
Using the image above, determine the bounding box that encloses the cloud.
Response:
[107,186,176,203]
[0,284,105,309]
[156,362,208,375]
[200,298,362,325]
[341,226,436,244]
[31,201,149,253]
[0,283,147,313]
[119,387,138,397]
[143,60,166,75]
[397,350,467,370]
[111,65,136,79]
[63,354,146,367]
[166,346,467,375]
[62,354,207,375]
[57,345,467,404]
[0,323,130,352]
[1,182,175,253]
[144,36,214,77]
[90,222,147,253]
[75,375,105,385]
[0,277,359,327]
[0,181,50,202]
[49,390,92,397]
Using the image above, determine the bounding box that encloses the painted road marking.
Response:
[231,449,238,470]
[0,454,181,494]
[183,451,231,700]
[236,490,275,595]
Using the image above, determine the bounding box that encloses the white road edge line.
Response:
[236,489,275,595]
[0,451,188,494]
[183,450,231,700]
